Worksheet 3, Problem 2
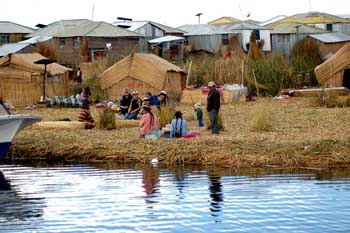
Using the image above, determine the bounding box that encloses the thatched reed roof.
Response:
[99,53,185,90]
[0,53,71,76]
[315,43,350,85]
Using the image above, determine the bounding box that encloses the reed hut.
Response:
[0,53,71,105]
[315,43,350,88]
[99,53,186,100]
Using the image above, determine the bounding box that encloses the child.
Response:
[194,103,204,127]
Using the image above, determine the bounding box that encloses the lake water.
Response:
[1,164,350,233]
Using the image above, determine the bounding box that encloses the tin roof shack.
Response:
[99,53,186,101]
[216,21,271,52]
[0,21,34,46]
[177,24,237,54]
[315,43,350,88]
[307,32,350,60]
[26,19,140,67]
[270,23,327,59]
[0,53,71,105]
[149,36,185,63]
[114,21,184,39]
[266,12,350,35]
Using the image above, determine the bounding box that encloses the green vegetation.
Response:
[97,108,116,130]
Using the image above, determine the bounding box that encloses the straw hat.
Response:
[208,81,216,87]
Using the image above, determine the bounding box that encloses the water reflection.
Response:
[0,171,44,221]
[142,165,160,204]
[208,173,223,217]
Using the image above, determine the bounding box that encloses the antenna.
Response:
[308,0,312,11]
[92,3,95,21]
[195,13,203,24]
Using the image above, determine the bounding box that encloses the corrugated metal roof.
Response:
[113,21,148,31]
[57,21,139,37]
[217,21,268,30]
[271,23,327,34]
[19,36,52,44]
[0,43,30,56]
[208,17,240,25]
[0,21,34,34]
[26,19,90,38]
[309,32,350,43]
[26,20,139,38]
[260,15,288,26]
[177,24,232,35]
[148,36,184,43]
[267,12,349,27]
[114,21,184,34]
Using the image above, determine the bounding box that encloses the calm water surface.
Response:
[1,164,350,233]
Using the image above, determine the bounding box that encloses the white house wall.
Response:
[236,30,271,52]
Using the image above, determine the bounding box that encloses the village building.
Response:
[114,20,185,62]
[177,24,237,54]
[266,12,350,35]
[306,32,350,60]
[315,43,350,88]
[99,53,186,101]
[0,53,71,105]
[0,36,52,57]
[178,21,271,54]
[25,19,141,67]
[270,22,327,59]
[0,21,34,46]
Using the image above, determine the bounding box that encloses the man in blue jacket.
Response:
[206,81,220,134]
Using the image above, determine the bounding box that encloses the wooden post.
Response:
[186,60,192,87]
[252,69,260,97]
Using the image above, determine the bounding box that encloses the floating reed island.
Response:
[5,97,350,168]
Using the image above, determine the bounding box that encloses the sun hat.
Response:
[132,90,138,95]
[158,90,167,96]
[208,81,216,87]
[194,102,201,109]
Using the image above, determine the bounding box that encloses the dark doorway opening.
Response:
[343,69,350,89]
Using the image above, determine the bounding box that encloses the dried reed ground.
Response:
[6,97,350,168]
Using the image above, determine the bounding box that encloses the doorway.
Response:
[343,69,350,89]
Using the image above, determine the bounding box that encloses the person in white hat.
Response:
[157,90,169,110]
[206,81,220,134]
[194,102,204,127]
[124,90,142,120]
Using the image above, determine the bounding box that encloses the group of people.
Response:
[119,88,168,120]
[139,80,221,139]
[76,80,221,137]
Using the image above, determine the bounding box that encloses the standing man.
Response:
[206,81,220,134]
[75,67,83,84]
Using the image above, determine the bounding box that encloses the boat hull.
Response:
[0,115,42,160]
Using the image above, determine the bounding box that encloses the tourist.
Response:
[145,92,160,107]
[119,88,132,115]
[170,111,189,138]
[139,104,159,138]
[125,91,142,120]
[206,81,220,134]
[157,91,169,109]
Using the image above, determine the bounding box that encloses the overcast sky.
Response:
[2,0,350,28]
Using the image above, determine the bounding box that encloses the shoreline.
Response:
[4,98,350,168]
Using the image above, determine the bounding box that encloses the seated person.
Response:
[145,92,160,107]
[124,91,142,120]
[119,88,132,115]
[139,104,159,138]
[170,111,189,138]
[78,103,95,125]
[157,91,169,110]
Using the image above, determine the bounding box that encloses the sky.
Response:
[2,0,350,28]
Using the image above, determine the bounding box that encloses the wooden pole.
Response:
[252,69,260,97]
[186,60,192,87]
